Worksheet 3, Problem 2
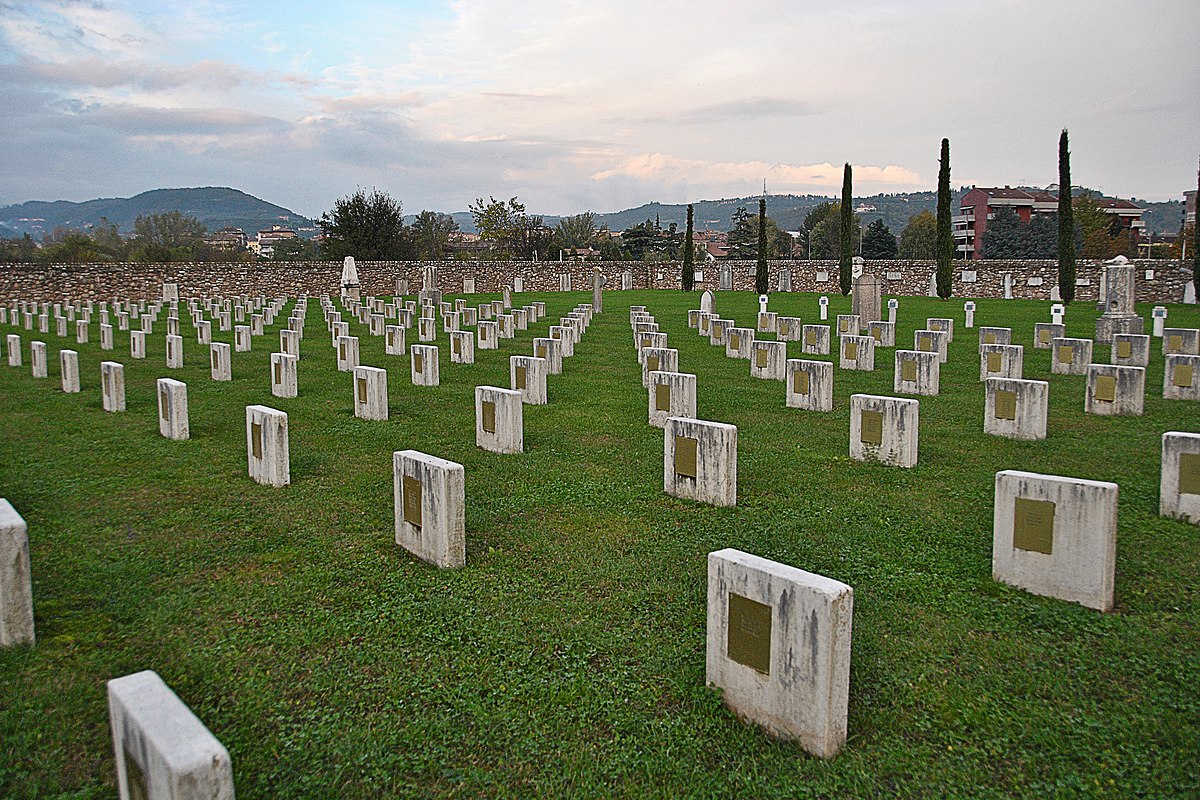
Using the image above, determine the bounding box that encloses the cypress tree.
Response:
[935,138,953,298]
[1058,129,1076,303]
[682,204,695,292]
[756,198,768,294]
[839,163,853,295]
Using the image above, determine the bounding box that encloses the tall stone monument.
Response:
[418,264,442,307]
[1094,256,1144,344]
[340,256,360,301]
[851,272,881,333]
[592,267,606,312]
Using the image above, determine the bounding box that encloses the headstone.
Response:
[1085,364,1144,416]
[641,347,679,388]
[411,345,439,386]
[450,330,474,364]
[1050,303,1065,325]
[475,386,523,454]
[549,325,576,357]
[1162,328,1200,356]
[353,366,388,421]
[197,320,212,345]
[532,338,564,375]
[591,268,606,312]
[0,499,34,647]
[818,296,828,321]
[978,327,1011,349]
[893,350,940,397]
[839,334,875,371]
[503,285,513,310]
[234,325,251,352]
[5,334,20,367]
[850,394,919,468]
[664,417,737,507]
[270,353,298,398]
[926,317,954,341]
[979,344,1024,381]
[385,325,406,356]
[101,323,114,350]
[785,360,834,412]
[76,319,88,344]
[801,325,831,356]
[1003,272,1014,299]
[749,341,787,381]
[992,470,1116,611]
[101,361,125,412]
[558,273,572,292]
[867,321,895,348]
[964,301,976,329]
[913,329,949,363]
[130,330,146,360]
[622,270,633,291]
[1163,354,1200,400]
[1050,337,1093,375]
[60,349,80,393]
[648,371,697,428]
[708,318,732,346]
[513,276,524,293]
[1094,257,1144,344]
[1151,306,1167,337]
[726,328,754,360]
[700,290,716,315]
[157,378,190,440]
[1049,285,1062,302]
[1033,322,1065,349]
[392,450,466,568]
[706,548,852,758]
[984,378,1049,441]
[280,329,300,358]
[510,356,549,405]
[719,264,733,291]
[477,320,498,350]
[1160,432,1200,524]
[927,272,938,297]
[1111,333,1149,367]
[336,336,359,372]
[107,670,234,799]
[208,342,231,381]
[497,314,515,339]
[757,311,777,334]
[30,340,47,377]
[851,273,880,333]
[246,405,289,487]
[777,267,792,292]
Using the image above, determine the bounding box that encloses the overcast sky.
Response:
[1,0,1196,219]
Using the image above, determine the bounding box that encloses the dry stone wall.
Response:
[0,258,1193,303]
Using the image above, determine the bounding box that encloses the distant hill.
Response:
[0,187,319,239]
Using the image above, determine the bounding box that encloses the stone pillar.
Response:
[340,256,361,300]
[850,394,918,467]
[664,417,737,507]
[157,378,190,440]
[246,405,289,487]
[475,386,524,454]
[851,273,881,331]
[984,378,1049,440]
[592,267,606,312]
[393,450,466,568]
[818,296,828,320]
[101,361,125,412]
[894,350,940,397]
[270,353,298,399]
[411,344,439,386]
[887,298,898,324]
[0,499,34,647]
[510,356,548,405]
[1094,257,1144,344]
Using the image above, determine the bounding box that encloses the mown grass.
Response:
[1,289,1198,798]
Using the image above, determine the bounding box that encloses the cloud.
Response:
[625,97,822,125]
[592,154,923,192]
[7,56,254,92]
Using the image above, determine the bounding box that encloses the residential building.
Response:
[254,226,297,258]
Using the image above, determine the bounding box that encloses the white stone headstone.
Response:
[0,499,34,647]
[394,450,466,568]
[700,290,715,315]
[758,294,769,314]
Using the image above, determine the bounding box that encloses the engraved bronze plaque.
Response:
[339,341,346,360]
[357,376,367,404]
[166,342,172,359]
[1175,365,1194,388]
[515,366,527,390]
[414,352,423,373]
[482,400,496,433]
[655,383,671,411]
[729,333,741,350]
[537,345,547,359]
[552,329,560,339]
[919,335,932,352]
[251,421,263,459]
[838,318,848,333]
[1013,497,1055,554]
[844,341,858,361]
[211,350,219,369]
[860,410,883,445]
[1168,335,1182,353]
[674,435,698,478]
[727,592,772,675]
[1179,453,1200,495]
[1116,340,1132,359]
[793,369,809,395]
[453,338,460,354]
[402,475,422,527]
[755,348,767,368]
[641,336,652,349]
[1058,345,1073,364]
[1094,374,1116,402]
[1039,329,1050,344]
[986,352,1002,373]
[873,329,882,343]
[984,333,996,345]
[805,330,816,346]
[274,362,281,384]
[159,391,168,421]
[700,318,709,332]
[994,389,1017,420]
[123,746,149,800]
[647,355,659,373]
[902,359,917,382]
[779,321,789,336]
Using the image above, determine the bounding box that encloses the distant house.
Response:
[204,226,246,252]
[954,187,1144,260]
[254,225,297,258]
[1185,190,1196,228]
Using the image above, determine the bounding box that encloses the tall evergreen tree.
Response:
[935,138,953,298]
[1058,129,1076,303]
[682,204,695,291]
[839,163,853,295]
[756,198,769,294]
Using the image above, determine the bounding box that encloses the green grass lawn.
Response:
[1,289,1198,798]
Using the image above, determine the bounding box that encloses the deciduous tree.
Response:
[408,211,459,260]
[899,211,937,259]
[320,189,407,260]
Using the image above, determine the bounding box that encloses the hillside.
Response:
[0,187,318,239]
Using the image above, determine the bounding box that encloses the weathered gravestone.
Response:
[648,371,697,428]
[156,378,190,440]
[1084,365,1145,416]
[893,350,940,397]
[411,345,439,386]
[1162,354,1200,401]
[1094,256,1144,344]
[664,417,737,507]
[246,405,289,487]
[270,353,298,399]
[476,386,523,454]
[850,394,918,467]
[394,450,466,568]
[1111,333,1149,367]
[30,341,47,378]
[60,350,80,393]
[851,273,880,333]
[101,361,125,412]
[510,356,548,405]
[979,344,1023,381]
[353,366,388,421]
[1050,337,1092,375]
[1160,432,1200,524]
[984,378,1049,441]
[0,499,34,647]
[749,341,786,381]
[785,360,834,412]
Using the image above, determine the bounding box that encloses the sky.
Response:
[0,0,1196,220]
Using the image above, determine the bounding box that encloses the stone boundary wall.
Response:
[0,258,1193,304]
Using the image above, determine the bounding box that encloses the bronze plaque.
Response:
[1174,365,1194,388]
[251,421,263,459]
[919,335,932,352]
[274,362,282,384]
[1168,335,1183,353]
[515,366,527,390]
[838,318,848,333]
[211,349,219,369]
[729,333,741,350]
[414,352,423,373]
[755,348,767,368]
[339,341,346,360]
[357,376,367,404]
[453,338,460,354]
[1013,497,1055,555]
[674,436,698,478]
[984,333,996,344]
[641,336,652,349]
[1094,374,1116,402]
[986,352,1002,373]
[647,355,659,373]
[123,746,149,800]
[727,592,772,675]
[402,475,422,527]
[159,391,168,421]
[655,383,671,411]
[700,318,709,332]
[845,341,858,361]
[860,410,883,445]
[537,345,547,359]
[805,330,816,346]
[779,321,789,336]
[793,370,809,395]
[1116,340,1132,358]
[166,341,172,359]
[552,329,560,339]
[994,389,1017,420]
[482,400,496,433]
[873,329,882,343]
[1179,453,1200,495]
[1039,329,1050,344]
[902,359,917,382]
[1058,345,1074,364]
